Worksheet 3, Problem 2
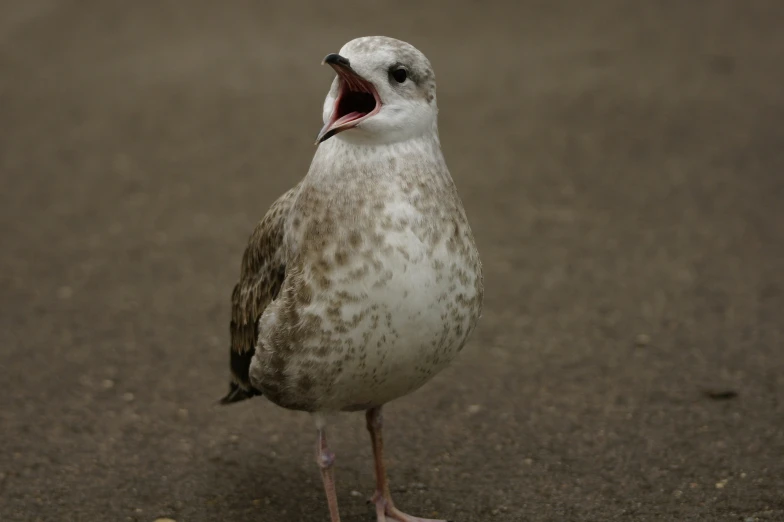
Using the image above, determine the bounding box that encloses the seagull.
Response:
[220,36,484,522]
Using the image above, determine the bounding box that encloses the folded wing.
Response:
[220,184,300,404]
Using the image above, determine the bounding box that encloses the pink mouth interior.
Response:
[333,111,368,127]
[327,72,380,129]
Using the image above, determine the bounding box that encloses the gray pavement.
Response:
[1,1,783,521]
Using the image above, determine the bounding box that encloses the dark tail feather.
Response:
[218,381,262,405]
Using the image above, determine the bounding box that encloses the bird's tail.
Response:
[218,381,262,405]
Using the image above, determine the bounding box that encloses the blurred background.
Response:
[1,1,782,521]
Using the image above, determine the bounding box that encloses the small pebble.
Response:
[467,404,482,414]
[635,333,651,347]
[673,490,682,498]
[715,478,729,489]
[350,490,362,497]
[523,458,533,465]
[102,379,115,390]
[122,392,135,402]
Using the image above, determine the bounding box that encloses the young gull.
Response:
[221,36,484,522]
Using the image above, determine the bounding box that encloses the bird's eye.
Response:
[391,68,407,83]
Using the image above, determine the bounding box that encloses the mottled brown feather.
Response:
[221,183,301,404]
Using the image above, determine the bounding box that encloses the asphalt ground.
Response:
[1,1,783,521]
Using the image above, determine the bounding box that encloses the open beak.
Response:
[316,53,382,144]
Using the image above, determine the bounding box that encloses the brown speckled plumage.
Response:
[234,135,483,413]
[221,184,300,403]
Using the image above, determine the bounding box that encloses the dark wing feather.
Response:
[219,184,300,405]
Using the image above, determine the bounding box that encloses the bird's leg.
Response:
[316,427,342,522]
[366,407,449,522]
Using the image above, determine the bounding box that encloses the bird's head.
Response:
[316,36,438,145]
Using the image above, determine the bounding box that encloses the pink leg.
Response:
[366,407,451,522]
[316,428,341,522]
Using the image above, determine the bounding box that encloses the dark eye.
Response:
[391,68,407,83]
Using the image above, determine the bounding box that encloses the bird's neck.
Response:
[307,132,446,183]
